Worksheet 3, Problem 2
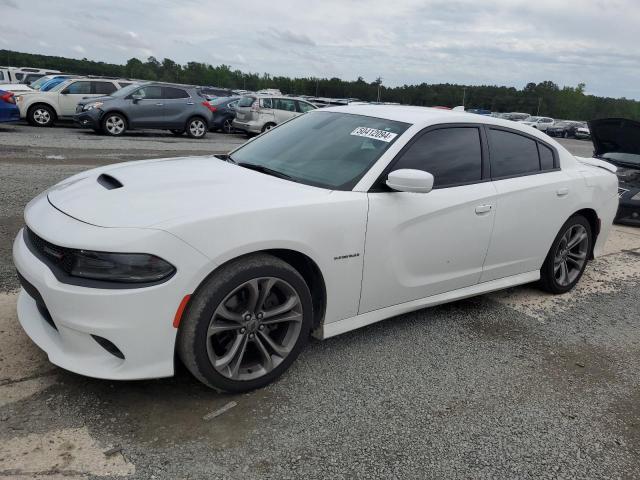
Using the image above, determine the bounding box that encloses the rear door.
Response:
[162,86,193,128]
[128,85,165,128]
[480,127,573,282]
[273,98,298,123]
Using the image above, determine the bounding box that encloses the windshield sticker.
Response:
[350,127,398,143]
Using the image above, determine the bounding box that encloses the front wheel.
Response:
[28,105,55,127]
[102,113,127,136]
[222,118,234,134]
[186,117,207,138]
[539,215,592,294]
[177,254,313,392]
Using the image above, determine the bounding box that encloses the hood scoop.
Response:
[97,174,123,190]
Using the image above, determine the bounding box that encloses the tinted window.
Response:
[274,98,296,112]
[391,128,482,187]
[297,101,315,113]
[539,143,555,170]
[261,98,273,109]
[238,96,255,107]
[163,87,190,99]
[65,81,92,94]
[489,129,540,178]
[134,86,163,99]
[15,73,24,80]
[93,82,116,95]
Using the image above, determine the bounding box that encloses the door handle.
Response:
[475,204,492,214]
[155,103,164,106]
[186,102,195,105]
[556,187,569,197]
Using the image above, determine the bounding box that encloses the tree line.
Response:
[2,49,638,121]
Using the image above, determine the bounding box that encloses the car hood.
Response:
[588,118,640,157]
[47,156,330,228]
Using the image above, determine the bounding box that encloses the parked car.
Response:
[575,125,591,139]
[13,106,618,392]
[0,89,20,123]
[16,78,125,127]
[521,116,555,131]
[547,120,585,138]
[200,86,234,98]
[207,96,240,133]
[232,94,317,135]
[0,67,61,85]
[74,83,214,138]
[588,118,640,226]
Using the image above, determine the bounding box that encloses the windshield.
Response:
[601,152,640,166]
[49,79,73,92]
[30,76,53,90]
[229,111,410,190]
[210,96,238,106]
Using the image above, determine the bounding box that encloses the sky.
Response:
[1,0,639,99]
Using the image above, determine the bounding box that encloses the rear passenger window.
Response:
[391,127,483,188]
[65,81,92,94]
[163,87,189,99]
[539,143,555,170]
[93,82,117,95]
[489,129,540,178]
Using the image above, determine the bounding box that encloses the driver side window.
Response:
[134,86,163,99]
[391,127,483,188]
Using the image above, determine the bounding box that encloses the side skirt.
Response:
[317,270,540,339]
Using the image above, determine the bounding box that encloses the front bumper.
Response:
[12,196,212,380]
[73,110,102,129]
[615,196,640,226]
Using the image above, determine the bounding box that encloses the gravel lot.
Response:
[1,122,639,479]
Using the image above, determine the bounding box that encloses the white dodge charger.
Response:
[13,106,618,392]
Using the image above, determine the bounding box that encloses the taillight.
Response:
[250,100,260,112]
[202,101,217,112]
[1,92,16,104]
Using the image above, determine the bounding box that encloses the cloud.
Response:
[0,0,638,99]
[72,45,86,54]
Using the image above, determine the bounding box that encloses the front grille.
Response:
[25,227,75,274]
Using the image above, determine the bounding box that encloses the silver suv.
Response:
[232,95,316,135]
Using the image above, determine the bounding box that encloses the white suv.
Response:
[232,95,317,135]
[16,78,125,127]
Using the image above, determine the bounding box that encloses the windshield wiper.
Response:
[237,162,293,180]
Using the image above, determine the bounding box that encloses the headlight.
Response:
[70,251,175,283]
[632,191,640,201]
[83,101,104,111]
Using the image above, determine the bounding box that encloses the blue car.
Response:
[0,89,20,123]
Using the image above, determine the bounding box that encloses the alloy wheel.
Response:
[553,224,588,287]
[33,108,51,125]
[105,115,125,135]
[206,277,303,381]
[223,119,233,134]
[189,119,206,137]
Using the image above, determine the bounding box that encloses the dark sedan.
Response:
[547,120,584,138]
[590,118,640,226]
[207,96,240,133]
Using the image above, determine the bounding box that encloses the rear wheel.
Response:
[539,215,592,294]
[262,122,276,133]
[177,254,313,392]
[186,117,207,138]
[28,104,55,127]
[222,118,234,134]
[102,113,127,136]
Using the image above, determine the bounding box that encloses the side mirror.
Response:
[386,169,434,193]
[131,94,143,103]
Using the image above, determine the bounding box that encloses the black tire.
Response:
[261,122,276,133]
[177,253,313,392]
[185,117,207,138]
[222,117,234,134]
[102,113,127,136]
[563,131,569,138]
[27,104,55,127]
[170,129,184,136]
[539,215,592,294]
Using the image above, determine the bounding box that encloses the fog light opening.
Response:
[91,335,125,359]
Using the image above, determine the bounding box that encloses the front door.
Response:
[127,85,165,128]
[58,80,96,116]
[359,125,497,313]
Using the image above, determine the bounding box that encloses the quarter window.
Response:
[274,98,296,112]
[391,127,483,188]
[261,98,273,109]
[539,143,555,170]
[488,129,540,178]
[297,101,315,113]
[93,82,117,95]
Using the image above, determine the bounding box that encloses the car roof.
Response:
[320,104,557,134]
